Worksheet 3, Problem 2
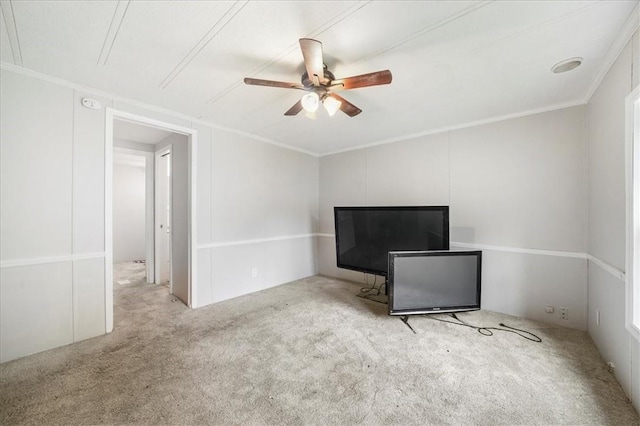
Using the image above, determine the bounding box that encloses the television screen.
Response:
[388,250,482,316]
[334,206,449,276]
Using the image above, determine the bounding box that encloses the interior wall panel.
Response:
[210,243,266,303]
[587,265,631,394]
[112,163,146,263]
[196,248,213,308]
[476,248,587,330]
[587,41,632,270]
[211,130,265,243]
[632,340,640,412]
[73,257,105,341]
[264,237,317,288]
[586,34,638,410]
[317,235,365,284]
[449,106,587,253]
[207,237,317,306]
[194,124,212,245]
[0,262,73,362]
[365,133,450,206]
[319,150,367,234]
[73,90,109,254]
[262,144,319,238]
[0,71,73,260]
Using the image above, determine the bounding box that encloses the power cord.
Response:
[360,274,384,296]
[427,313,542,342]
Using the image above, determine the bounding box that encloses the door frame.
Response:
[155,145,172,291]
[105,108,198,332]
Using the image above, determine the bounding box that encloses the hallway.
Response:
[113,261,182,328]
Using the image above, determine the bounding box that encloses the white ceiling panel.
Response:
[0,6,15,64]
[3,0,638,155]
[168,1,363,120]
[11,0,115,79]
[103,1,235,104]
[284,1,486,79]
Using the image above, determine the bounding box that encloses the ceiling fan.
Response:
[244,38,392,118]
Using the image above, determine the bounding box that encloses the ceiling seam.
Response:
[458,1,603,63]
[206,0,372,105]
[1,0,23,66]
[213,0,491,105]
[205,43,302,104]
[339,0,601,81]
[353,0,494,66]
[159,0,249,90]
[97,0,130,66]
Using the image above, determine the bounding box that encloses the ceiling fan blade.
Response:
[299,38,327,86]
[284,99,304,116]
[327,93,362,117]
[244,78,304,90]
[331,70,392,90]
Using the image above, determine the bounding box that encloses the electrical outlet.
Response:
[560,306,569,321]
[545,306,555,314]
[596,310,600,326]
[251,268,258,278]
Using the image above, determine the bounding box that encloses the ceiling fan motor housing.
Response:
[301,68,335,88]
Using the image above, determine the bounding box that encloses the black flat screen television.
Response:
[334,206,449,276]
[388,250,482,316]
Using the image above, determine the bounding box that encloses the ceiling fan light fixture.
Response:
[323,96,341,116]
[301,92,319,112]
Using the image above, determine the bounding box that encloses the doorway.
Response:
[105,109,198,333]
[112,147,150,288]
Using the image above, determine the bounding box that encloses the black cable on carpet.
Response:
[427,313,542,342]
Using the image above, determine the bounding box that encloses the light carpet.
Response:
[0,265,638,425]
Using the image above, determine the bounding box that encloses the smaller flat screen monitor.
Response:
[388,250,482,316]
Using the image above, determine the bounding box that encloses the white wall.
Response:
[0,67,319,362]
[112,162,146,263]
[319,106,589,330]
[195,126,319,306]
[586,30,640,412]
[0,70,108,361]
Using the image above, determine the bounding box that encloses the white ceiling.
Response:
[1,1,638,155]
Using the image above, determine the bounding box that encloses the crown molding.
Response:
[582,3,639,103]
[0,62,318,158]
[319,100,585,157]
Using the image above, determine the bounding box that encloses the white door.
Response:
[155,148,171,287]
